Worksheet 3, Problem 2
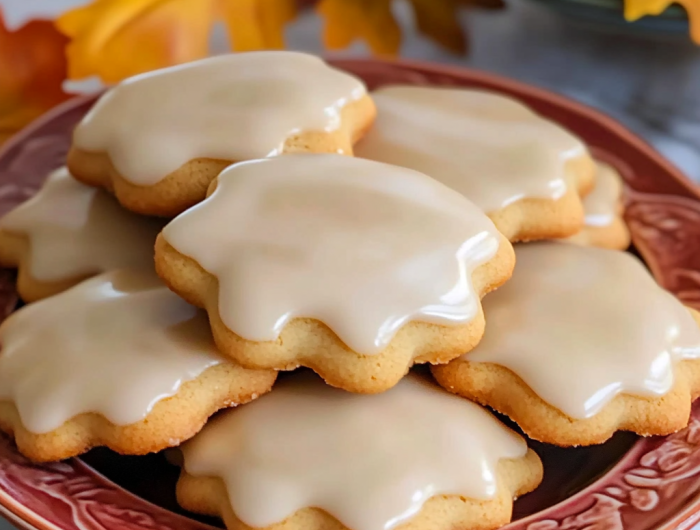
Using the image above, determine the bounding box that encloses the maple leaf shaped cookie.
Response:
[566,161,630,250]
[0,269,276,462]
[354,85,597,242]
[155,154,515,394]
[66,51,375,216]
[0,167,164,302]
[176,373,543,530]
[432,242,700,446]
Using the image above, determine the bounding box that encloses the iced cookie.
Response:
[0,167,164,302]
[155,154,514,394]
[566,161,630,250]
[0,269,276,462]
[432,242,700,446]
[176,372,542,530]
[354,86,596,242]
[67,51,375,217]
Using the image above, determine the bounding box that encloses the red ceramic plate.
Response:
[1,57,700,530]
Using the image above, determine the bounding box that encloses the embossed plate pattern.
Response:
[0,57,699,530]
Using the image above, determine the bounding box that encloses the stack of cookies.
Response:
[0,51,698,530]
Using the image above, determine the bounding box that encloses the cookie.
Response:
[155,154,515,394]
[0,167,164,302]
[354,85,596,242]
[566,161,630,250]
[67,51,375,217]
[176,372,543,530]
[0,269,276,462]
[432,242,700,447]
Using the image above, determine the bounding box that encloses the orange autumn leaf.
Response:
[0,8,70,144]
[408,0,467,54]
[317,0,401,55]
[318,0,503,56]
[221,0,298,51]
[624,0,700,43]
[409,0,503,53]
[56,0,298,83]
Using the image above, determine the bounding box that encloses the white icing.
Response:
[162,154,502,354]
[0,270,223,433]
[182,373,527,530]
[355,85,587,212]
[73,52,367,185]
[0,167,163,282]
[465,243,700,418]
[581,161,624,227]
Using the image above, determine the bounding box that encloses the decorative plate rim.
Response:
[1,56,700,530]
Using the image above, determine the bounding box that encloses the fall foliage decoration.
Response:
[317,0,503,56]
[0,8,70,144]
[55,0,299,83]
[317,0,402,55]
[406,0,505,54]
[624,0,700,43]
[48,0,700,85]
[0,0,698,148]
[54,0,504,82]
[56,0,219,84]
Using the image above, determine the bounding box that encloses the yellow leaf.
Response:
[317,0,401,55]
[221,0,297,51]
[624,0,700,43]
[56,0,213,83]
[57,0,299,82]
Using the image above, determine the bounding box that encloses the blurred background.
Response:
[1,0,699,180]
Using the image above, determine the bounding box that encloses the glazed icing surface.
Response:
[580,161,624,227]
[181,372,527,530]
[354,85,587,212]
[73,51,367,185]
[0,270,223,433]
[0,167,163,282]
[465,242,700,419]
[162,154,502,354]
